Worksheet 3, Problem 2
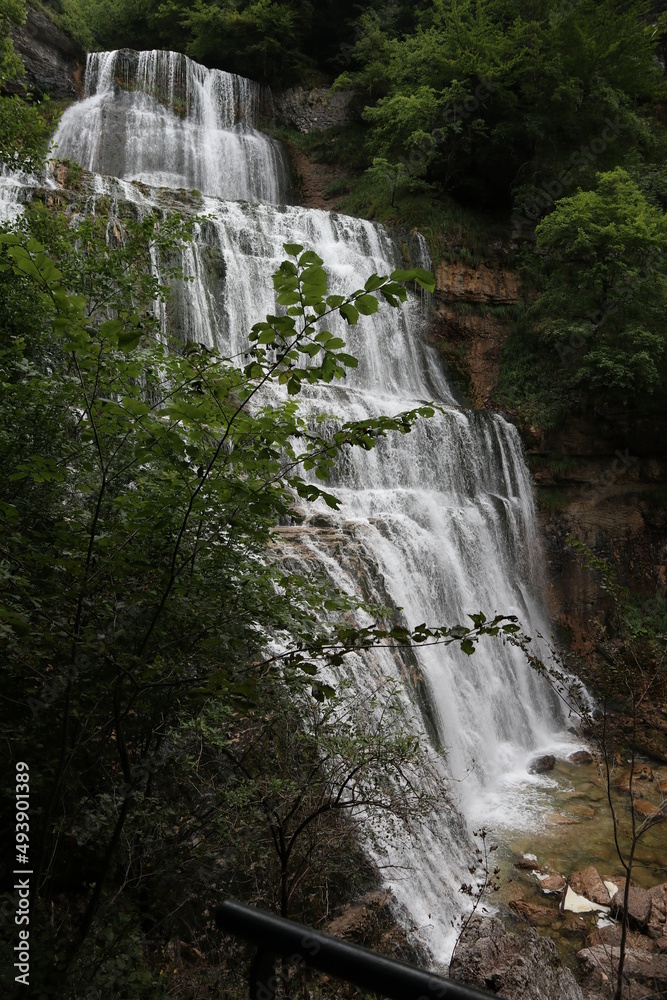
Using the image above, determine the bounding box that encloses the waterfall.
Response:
[52,50,291,204]
[7,50,580,963]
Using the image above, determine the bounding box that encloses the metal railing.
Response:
[216,900,499,1000]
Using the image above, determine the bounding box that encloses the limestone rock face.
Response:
[273,87,356,133]
[450,915,584,1000]
[9,4,84,99]
[611,886,653,930]
[578,945,667,1000]
[435,261,522,306]
[648,883,667,940]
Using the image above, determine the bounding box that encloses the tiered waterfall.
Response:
[10,49,577,961]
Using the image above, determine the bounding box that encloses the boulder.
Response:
[528,754,556,774]
[578,946,667,1000]
[539,874,566,893]
[633,798,664,820]
[587,924,657,953]
[560,913,589,940]
[514,859,546,871]
[569,867,612,906]
[450,916,584,1000]
[569,750,594,764]
[647,883,667,940]
[613,764,655,794]
[611,886,652,930]
[509,900,557,927]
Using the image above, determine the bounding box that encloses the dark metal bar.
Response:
[249,948,277,1000]
[215,899,500,1000]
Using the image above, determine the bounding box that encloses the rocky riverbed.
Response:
[452,750,666,999]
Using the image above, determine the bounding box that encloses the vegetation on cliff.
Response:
[81,0,664,428]
[1,2,666,996]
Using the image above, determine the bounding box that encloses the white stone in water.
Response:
[524,853,538,861]
[564,886,610,914]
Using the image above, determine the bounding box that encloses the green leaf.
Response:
[283,243,303,256]
[298,250,323,266]
[339,303,359,325]
[364,274,387,291]
[336,353,358,368]
[99,319,124,342]
[300,265,327,286]
[118,329,142,352]
[354,294,379,315]
[276,290,301,305]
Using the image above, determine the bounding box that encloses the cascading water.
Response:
[4,49,584,962]
[52,50,291,203]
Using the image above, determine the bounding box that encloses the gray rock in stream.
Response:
[528,754,556,774]
[449,916,584,1000]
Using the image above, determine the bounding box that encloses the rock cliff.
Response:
[7,4,84,99]
[430,252,667,640]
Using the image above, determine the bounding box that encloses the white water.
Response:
[52,50,290,203]
[1,51,580,962]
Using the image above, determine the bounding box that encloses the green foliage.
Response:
[534,168,667,407]
[0,0,25,84]
[0,92,65,171]
[339,0,662,206]
[76,0,363,85]
[179,0,314,85]
[0,200,523,993]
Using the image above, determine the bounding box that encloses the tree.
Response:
[0,200,521,994]
[339,0,661,206]
[534,168,667,407]
[186,681,437,922]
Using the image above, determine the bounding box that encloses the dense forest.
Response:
[1,1,666,998]
[27,0,667,426]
